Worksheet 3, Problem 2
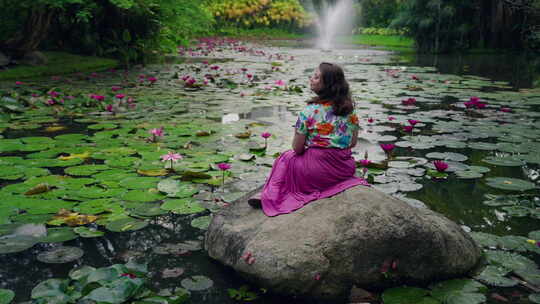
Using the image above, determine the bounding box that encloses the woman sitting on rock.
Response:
[249,62,370,216]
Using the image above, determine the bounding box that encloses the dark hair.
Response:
[309,62,354,116]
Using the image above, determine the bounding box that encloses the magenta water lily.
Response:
[217,163,231,190]
[380,143,395,159]
[433,160,449,172]
[149,127,164,142]
[261,132,272,148]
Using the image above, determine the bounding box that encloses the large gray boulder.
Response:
[205,185,482,301]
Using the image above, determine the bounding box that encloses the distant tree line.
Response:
[359,0,540,52]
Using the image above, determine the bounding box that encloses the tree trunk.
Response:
[2,7,56,58]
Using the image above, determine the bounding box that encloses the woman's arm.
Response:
[292,131,307,155]
[349,129,359,148]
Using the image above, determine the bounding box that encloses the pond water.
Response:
[1,39,540,304]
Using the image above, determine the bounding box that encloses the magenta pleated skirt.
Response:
[261,147,370,217]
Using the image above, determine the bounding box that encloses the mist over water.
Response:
[313,0,356,50]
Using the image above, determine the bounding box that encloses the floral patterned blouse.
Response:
[294,102,360,149]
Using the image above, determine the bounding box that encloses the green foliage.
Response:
[30,263,189,304]
[356,27,407,36]
[227,285,260,301]
[358,0,401,28]
[205,0,311,30]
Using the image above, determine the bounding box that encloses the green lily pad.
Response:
[31,279,73,303]
[482,156,524,167]
[191,215,211,230]
[69,265,96,281]
[130,203,168,217]
[474,265,517,287]
[37,246,84,263]
[105,217,149,232]
[119,176,159,190]
[65,164,109,176]
[426,152,468,162]
[165,199,207,214]
[530,294,540,304]
[485,177,536,191]
[0,289,15,304]
[469,232,500,248]
[382,287,438,304]
[40,227,78,243]
[429,279,486,304]
[485,250,536,271]
[122,189,165,202]
[0,234,37,254]
[181,275,213,291]
[157,179,198,198]
[73,227,105,238]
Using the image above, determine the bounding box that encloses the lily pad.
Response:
[73,227,105,238]
[40,227,78,243]
[122,189,166,202]
[0,289,15,304]
[157,179,198,198]
[382,287,438,304]
[474,265,517,287]
[181,275,213,291]
[482,156,524,167]
[485,177,536,191]
[37,246,84,263]
[105,218,149,232]
[190,216,211,230]
[485,250,536,271]
[0,234,37,254]
[429,279,486,304]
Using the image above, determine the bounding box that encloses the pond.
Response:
[0,38,540,304]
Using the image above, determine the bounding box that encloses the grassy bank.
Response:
[351,34,414,49]
[215,27,306,40]
[0,52,118,81]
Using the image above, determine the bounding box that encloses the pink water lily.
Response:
[111,86,122,92]
[388,116,396,121]
[217,163,231,171]
[411,75,419,80]
[49,91,60,98]
[90,94,105,102]
[261,132,272,139]
[115,94,125,99]
[367,118,374,123]
[403,125,413,133]
[161,151,183,162]
[401,98,417,106]
[217,163,231,190]
[359,159,371,167]
[46,99,55,105]
[15,81,24,85]
[210,65,220,70]
[274,79,286,86]
[150,127,164,137]
[408,119,419,126]
[500,107,512,113]
[433,160,449,172]
[147,76,157,84]
[161,151,182,171]
[380,143,395,158]
[105,104,114,112]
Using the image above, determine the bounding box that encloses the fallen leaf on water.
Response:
[25,183,51,195]
[58,151,91,160]
[137,169,169,176]
[45,126,66,132]
[162,267,185,278]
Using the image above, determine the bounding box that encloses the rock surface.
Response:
[205,185,482,301]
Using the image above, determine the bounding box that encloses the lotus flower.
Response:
[433,160,449,172]
[408,119,419,126]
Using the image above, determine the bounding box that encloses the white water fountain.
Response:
[314,0,356,51]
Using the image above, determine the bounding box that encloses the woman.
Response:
[250,62,369,216]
